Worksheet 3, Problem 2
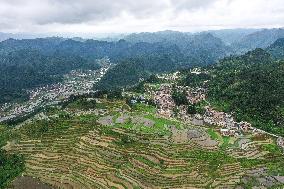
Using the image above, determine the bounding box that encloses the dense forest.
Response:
[267,38,284,60]
[207,48,284,135]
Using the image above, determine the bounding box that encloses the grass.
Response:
[221,136,231,149]
[262,143,283,154]
[207,128,233,149]
[207,128,219,140]
[133,103,156,114]
[144,114,180,128]
[135,156,160,168]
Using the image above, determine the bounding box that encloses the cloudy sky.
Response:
[0,0,284,36]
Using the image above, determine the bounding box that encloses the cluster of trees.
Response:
[0,125,25,189]
[172,90,188,106]
[62,94,97,110]
[0,150,24,189]
[179,72,211,87]
[171,89,205,115]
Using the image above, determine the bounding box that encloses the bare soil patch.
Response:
[11,176,54,189]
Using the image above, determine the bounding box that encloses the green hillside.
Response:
[207,49,284,135]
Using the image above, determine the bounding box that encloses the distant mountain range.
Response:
[207,28,260,45]
[231,28,284,53]
[267,38,284,59]
[123,28,284,54]
[1,28,284,103]
[0,32,229,65]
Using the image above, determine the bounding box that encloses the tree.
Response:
[187,104,197,114]
[172,90,188,106]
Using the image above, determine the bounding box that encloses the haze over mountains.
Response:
[1,28,284,104]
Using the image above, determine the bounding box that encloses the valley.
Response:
[2,70,284,189]
[0,58,111,124]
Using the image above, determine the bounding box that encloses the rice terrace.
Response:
[2,72,284,189]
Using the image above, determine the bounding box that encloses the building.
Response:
[277,137,284,148]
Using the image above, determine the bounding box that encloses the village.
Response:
[0,59,111,123]
[124,70,284,151]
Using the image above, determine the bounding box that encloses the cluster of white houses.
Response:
[185,87,206,104]
[157,71,180,81]
[203,106,252,136]
[153,84,251,136]
[154,85,175,118]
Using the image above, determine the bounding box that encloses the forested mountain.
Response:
[231,28,284,53]
[124,31,231,65]
[184,33,229,65]
[208,28,260,45]
[207,49,284,135]
[96,53,185,90]
[1,32,230,65]
[124,30,193,44]
[0,37,66,55]
[0,32,13,42]
[2,29,284,104]
[267,38,284,60]
[0,49,99,103]
[0,32,234,99]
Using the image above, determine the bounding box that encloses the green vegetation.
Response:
[267,38,284,60]
[64,95,97,110]
[207,128,231,149]
[221,136,230,149]
[172,89,188,106]
[0,125,25,189]
[207,49,284,136]
[132,103,156,114]
[0,125,17,147]
[187,104,197,114]
[263,143,283,154]
[20,120,50,138]
[207,128,219,141]
[96,54,185,90]
[1,95,283,188]
[0,150,25,189]
[179,72,211,87]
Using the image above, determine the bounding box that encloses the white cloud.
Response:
[0,0,283,35]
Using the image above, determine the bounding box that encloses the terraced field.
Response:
[5,100,284,189]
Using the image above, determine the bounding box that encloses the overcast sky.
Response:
[0,0,284,36]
